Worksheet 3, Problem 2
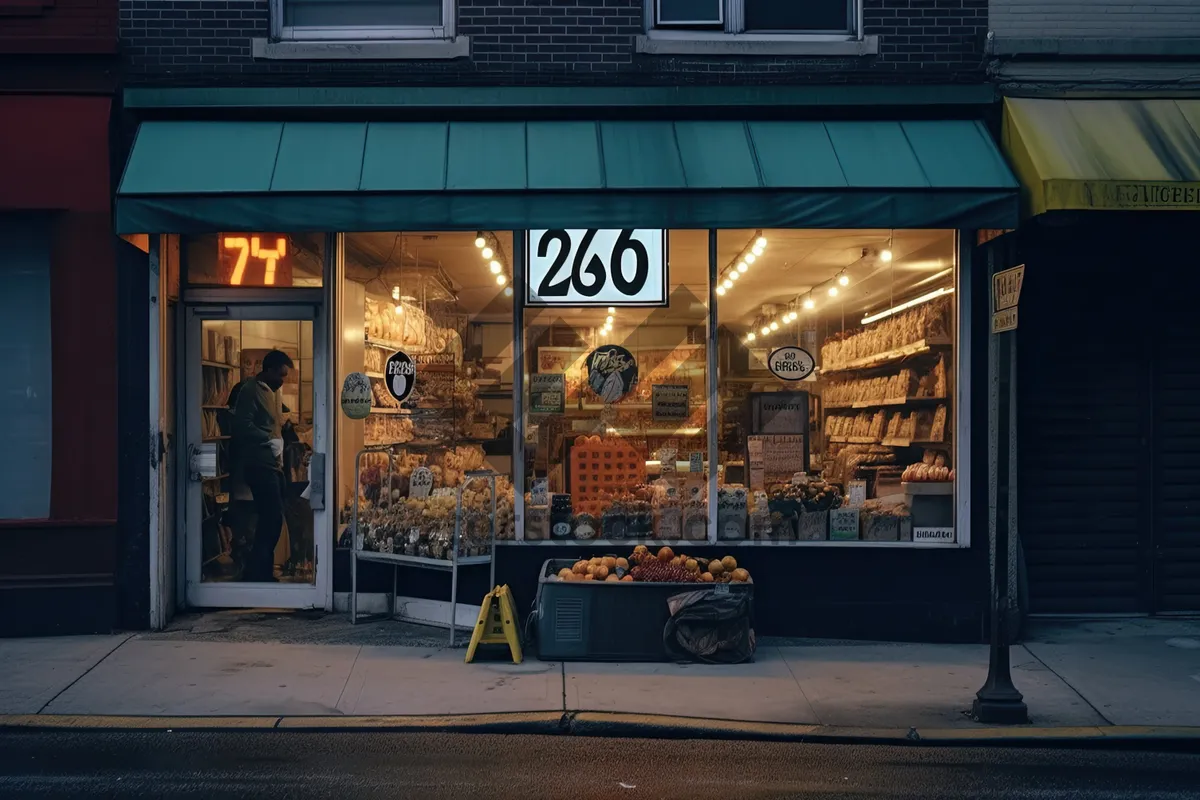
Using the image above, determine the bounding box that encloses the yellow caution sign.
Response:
[465,584,523,664]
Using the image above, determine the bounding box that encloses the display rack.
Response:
[350,446,498,645]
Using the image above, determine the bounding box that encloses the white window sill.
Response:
[251,36,469,60]
[635,31,878,56]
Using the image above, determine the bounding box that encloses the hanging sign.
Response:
[767,347,816,381]
[530,373,566,415]
[652,384,689,421]
[384,350,416,403]
[586,345,638,403]
[409,467,434,499]
[526,229,668,307]
[991,264,1024,334]
[340,372,373,420]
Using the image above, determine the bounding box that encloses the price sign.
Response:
[689,451,704,474]
[218,234,293,287]
[829,507,860,541]
[847,479,867,508]
[526,229,668,307]
[409,467,434,499]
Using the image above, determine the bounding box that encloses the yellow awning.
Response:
[1002,97,1200,216]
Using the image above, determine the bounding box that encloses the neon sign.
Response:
[218,234,293,287]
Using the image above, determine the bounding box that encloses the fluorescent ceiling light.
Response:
[861,287,954,325]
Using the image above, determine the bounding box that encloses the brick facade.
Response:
[120,0,989,86]
[0,0,118,53]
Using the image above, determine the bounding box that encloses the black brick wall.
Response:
[120,0,988,86]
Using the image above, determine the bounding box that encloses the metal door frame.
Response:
[181,301,331,610]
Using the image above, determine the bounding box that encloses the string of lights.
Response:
[475,231,514,298]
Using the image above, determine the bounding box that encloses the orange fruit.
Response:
[583,574,595,581]
[594,565,609,580]
[589,557,602,567]
[657,546,675,562]
[605,574,618,582]
[586,564,597,576]
[707,559,725,576]
[621,575,634,582]
[616,557,629,570]
[558,568,573,580]
[700,572,714,582]
[721,556,738,572]
[732,568,750,582]
[685,559,699,573]
[602,556,617,569]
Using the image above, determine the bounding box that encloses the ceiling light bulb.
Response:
[838,274,850,286]
[475,236,486,249]
[746,332,756,342]
[745,253,757,264]
[737,262,748,273]
[828,286,839,297]
[730,270,740,281]
[803,297,815,310]
[504,286,513,297]
[761,326,771,336]
[880,249,893,263]
[723,278,734,289]
[607,307,615,314]
[496,273,507,286]
[605,315,614,325]
[752,245,764,257]
[481,247,494,259]
[786,312,796,322]
[394,304,403,315]
[716,285,726,296]
[756,236,767,249]
[489,261,502,274]
[768,321,777,331]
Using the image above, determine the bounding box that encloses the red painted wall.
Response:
[0,0,118,54]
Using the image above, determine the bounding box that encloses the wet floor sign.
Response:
[465,584,523,664]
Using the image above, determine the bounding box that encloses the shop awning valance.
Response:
[1003,97,1200,216]
[116,119,1017,233]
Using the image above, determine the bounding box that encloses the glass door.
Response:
[184,303,328,609]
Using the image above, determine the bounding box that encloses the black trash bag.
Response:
[663,589,756,664]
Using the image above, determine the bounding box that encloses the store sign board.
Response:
[409,467,434,499]
[993,265,1024,311]
[914,526,956,543]
[384,351,416,402]
[992,307,1018,334]
[340,372,373,420]
[218,234,293,287]
[530,373,566,415]
[829,507,860,541]
[652,384,689,421]
[767,347,816,382]
[585,345,638,403]
[525,229,668,307]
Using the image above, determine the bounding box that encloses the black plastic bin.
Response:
[532,559,755,661]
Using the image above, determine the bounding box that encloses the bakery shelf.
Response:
[827,435,951,447]
[902,481,955,495]
[368,406,407,415]
[821,337,952,373]
[202,360,237,370]
[364,336,407,350]
[824,395,947,410]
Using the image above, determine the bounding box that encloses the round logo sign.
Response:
[767,346,816,381]
[384,351,416,403]
[586,345,638,404]
[340,372,373,420]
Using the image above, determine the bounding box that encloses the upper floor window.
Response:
[655,0,857,36]
[276,0,454,40]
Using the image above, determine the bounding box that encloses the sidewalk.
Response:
[3,612,1198,740]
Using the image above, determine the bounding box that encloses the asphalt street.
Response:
[2,731,1199,799]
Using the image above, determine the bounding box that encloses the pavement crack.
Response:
[1021,644,1114,726]
[37,633,135,715]
[332,646,363,715]
[777,646,823,726]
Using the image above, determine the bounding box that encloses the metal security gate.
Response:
[1017,220,1200,616]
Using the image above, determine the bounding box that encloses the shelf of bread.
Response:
[824,395,947,411]
[821,337,951,373]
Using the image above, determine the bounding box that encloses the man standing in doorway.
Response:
[232,349,293,582]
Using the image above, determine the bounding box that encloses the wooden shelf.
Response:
[827,436,951,447]
[825,396,947,411]
[202,360,237,370]
[821,337,951,373]
[201,404,228,410]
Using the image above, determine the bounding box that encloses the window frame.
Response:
[269,0,456,42]
[649,0,861,39]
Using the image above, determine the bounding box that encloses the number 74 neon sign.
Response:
[223,235,288,285]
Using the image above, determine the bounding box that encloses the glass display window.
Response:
[715,229,959,545]
[520,230,710,543]
[337,231,517,557]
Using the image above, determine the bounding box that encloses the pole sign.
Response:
[991,265,1024,334]
[526,229,668,307]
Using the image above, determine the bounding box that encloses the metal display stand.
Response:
[350,445,497,645]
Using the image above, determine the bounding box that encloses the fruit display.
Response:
[821,294,951,370]
[549,545,753,584]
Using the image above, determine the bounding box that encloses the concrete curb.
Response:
[2,712,1198,749]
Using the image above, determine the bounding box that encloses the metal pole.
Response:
[707,229,719,544]
[974,241,1028,724]
[513,231,526,541]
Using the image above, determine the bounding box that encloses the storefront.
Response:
[118,114,1018,640]
[997,97,1200,615]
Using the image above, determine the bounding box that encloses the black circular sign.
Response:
[586,345,638,403]
[384,351,416,403]
[767,346,816,381]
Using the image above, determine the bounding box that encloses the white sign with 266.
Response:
[526,229,667,307]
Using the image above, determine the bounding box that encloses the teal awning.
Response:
[116,119,1017,233]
